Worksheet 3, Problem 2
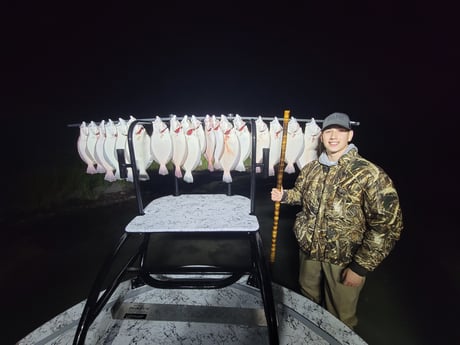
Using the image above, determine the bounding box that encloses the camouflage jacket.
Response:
[283,148,403,276]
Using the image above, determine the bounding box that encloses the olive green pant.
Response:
[298,251,365,329]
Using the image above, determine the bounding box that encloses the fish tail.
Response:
[139,169,150,181]
[127,168,133,182]
[96,164,106,174]
[87,164,97,174]
[284,163,295,174]
[104,171,117,182]
[222,171,233,183]
[183,171,194,183]
[159,164,169,176]
[235,162,246,172]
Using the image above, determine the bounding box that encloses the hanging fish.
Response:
[86,120,105,174]
[103,119,119,178]
[219,114,241,183]
[151,116,173,175]
[170,115,188,179]
[77,121,97,174]
[284,117,304,174]
[115,117,129,180]
[255,116,270,173]
[121,116,138,181]
[268,116,283,176]
[94,120,117,182]
[233,114,251,172]
[191,115,206,155]
[213,115,224,170]
[131,119,152,181]
[204,114,216,172]
[296,118,321,170]
[181,115,202,183]
[93,120,107,174]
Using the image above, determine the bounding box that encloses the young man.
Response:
[271,112,403,329]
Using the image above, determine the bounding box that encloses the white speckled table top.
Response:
[125,194,259,233]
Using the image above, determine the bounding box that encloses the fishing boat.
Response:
[18,274,366,344]
[18,114,366,345]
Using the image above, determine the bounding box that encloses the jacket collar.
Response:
[318,144,358,167]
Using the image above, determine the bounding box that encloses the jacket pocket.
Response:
[293,212,313,251]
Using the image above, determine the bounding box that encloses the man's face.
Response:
[321,126,354,157]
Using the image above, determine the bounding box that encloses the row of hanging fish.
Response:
[76,114,322,184]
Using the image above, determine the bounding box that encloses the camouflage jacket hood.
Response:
[284,146,403,276]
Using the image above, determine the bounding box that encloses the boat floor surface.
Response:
[17,275,367,345]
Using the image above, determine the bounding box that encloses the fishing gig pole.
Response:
[270,109,290,265]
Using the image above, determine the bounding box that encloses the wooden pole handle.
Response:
[270,109,290,265]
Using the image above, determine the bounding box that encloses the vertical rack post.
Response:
[127,119,145,215]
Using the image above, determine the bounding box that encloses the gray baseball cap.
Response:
[322,112,351,130]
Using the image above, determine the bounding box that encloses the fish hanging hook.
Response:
[270,109,290,265]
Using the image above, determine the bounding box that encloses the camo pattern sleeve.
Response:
[348,160,404,275]
[283,162,315,205]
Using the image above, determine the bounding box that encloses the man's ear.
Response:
[348,130,354,142]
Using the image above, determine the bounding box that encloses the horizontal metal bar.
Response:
[67,115,360,127]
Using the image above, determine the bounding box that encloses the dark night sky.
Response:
[2,2,457,222]
[5,2,454,119]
